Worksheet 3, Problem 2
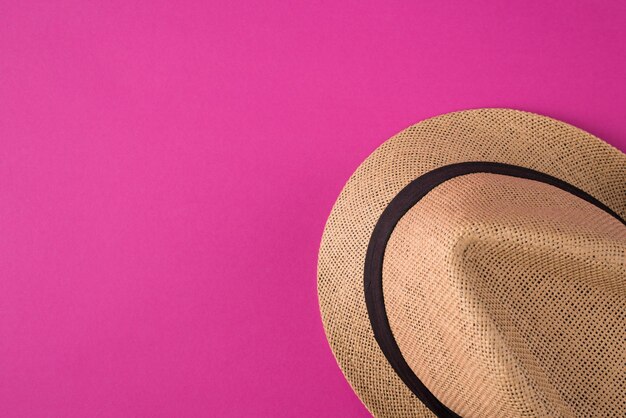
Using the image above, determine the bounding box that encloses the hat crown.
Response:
[383,172,626,417]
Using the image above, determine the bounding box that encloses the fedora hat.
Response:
[317,109,625,417]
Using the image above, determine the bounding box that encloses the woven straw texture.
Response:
[385,173,625,417]
[317,109,626,417]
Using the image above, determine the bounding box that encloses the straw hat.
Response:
[317,109,625,417]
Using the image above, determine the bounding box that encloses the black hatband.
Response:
[364,161,625,418]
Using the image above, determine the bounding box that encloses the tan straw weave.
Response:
[317,109,626,417]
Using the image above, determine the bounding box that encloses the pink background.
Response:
[1,1,625,417]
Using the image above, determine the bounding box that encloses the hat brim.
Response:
[317,109,626,417]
